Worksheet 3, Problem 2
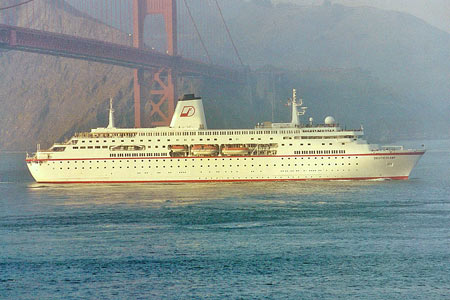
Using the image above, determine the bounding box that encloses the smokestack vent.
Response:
[181,94,201,101]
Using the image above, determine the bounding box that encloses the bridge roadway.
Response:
[0,24,246,82]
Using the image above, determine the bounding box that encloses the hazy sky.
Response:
[273,0,450,32]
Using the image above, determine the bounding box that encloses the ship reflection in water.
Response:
[26,179,396,207]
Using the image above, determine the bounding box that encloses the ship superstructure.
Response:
[26,91,425,183]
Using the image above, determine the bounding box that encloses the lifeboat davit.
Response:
[170,145,187,153]
[191,144,218,156]
[222,147,249,156]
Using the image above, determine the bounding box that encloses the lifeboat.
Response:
[222,146,249,156]
[191,144,218,156]
[169,145,187,153]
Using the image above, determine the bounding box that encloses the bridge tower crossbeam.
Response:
[133,0,177,128]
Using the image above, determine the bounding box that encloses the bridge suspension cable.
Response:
[182,0,211,64]
[0,0,34,11]
[214,0,244,67]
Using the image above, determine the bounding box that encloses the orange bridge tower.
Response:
[133,0,177,127]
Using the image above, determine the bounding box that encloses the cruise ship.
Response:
[26,90,425,183]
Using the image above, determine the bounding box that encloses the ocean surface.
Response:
[0,139,449,299]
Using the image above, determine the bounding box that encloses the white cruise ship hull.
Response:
[27,151,424,183]
[26,91,425,183]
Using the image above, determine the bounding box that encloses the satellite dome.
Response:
[324,116,336,125]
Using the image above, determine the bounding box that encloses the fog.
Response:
[273,0,450,33]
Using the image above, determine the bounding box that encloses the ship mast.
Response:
[107,98,115,129]
[290,89,307,126]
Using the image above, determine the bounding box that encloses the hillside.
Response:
[0,0,448,150]
[224,1,449,104]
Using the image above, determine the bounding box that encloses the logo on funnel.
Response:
[180,106,195,117]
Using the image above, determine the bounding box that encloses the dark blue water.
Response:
[1,140,449,299]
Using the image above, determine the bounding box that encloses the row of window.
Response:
[72,136,353,146]
[106,150,350,158]
[294,150,346,155]
[51,156,356,165]
[303,129,337,133]
[75,133,136,138]
[53,162,358,171]
[110,153,167,158]
[73,146,108,150]
[74,128,355,140]
[280,135,355,140]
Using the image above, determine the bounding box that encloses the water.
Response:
[1,140,449,299]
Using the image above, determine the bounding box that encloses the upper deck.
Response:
[27,90,422,160]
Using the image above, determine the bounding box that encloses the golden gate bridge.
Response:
[0,0,247,127]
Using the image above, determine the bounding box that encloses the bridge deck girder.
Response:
[0,24,246,82]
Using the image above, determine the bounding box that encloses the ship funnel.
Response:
[170,94,208,129]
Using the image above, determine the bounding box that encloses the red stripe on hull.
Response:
[37,176,409,184]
